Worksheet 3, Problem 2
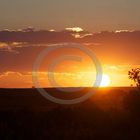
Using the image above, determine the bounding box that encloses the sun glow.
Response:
[100,74,111,87]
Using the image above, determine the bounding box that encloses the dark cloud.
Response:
[0,29,75,43]
[0,29,139,73]
[0,29,139,44]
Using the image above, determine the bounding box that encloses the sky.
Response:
[0,0,139,88]
[0,0,140,32]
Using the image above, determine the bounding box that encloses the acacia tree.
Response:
[128,68,140,90]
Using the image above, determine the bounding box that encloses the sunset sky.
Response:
[0,0,140,88]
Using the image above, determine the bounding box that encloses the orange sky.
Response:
[0,39,139,88]
[0,65,135,88]
[0,25,139,88]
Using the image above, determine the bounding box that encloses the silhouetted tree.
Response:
[128,68,140,90]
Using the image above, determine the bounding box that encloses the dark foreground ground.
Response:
[0,87,140,140]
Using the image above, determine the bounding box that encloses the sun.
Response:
[100,74,111,87]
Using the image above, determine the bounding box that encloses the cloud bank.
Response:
[0,27,139,87]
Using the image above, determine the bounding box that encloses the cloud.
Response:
[0,28,139,44]
[0,28,139,74]
[65,27,84,32]
[0,42,27,53]
[0,29,74,43]
[0,71,22,78]
[0,71,89,88]
[115,30,134,33]
[0,71,32,88]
